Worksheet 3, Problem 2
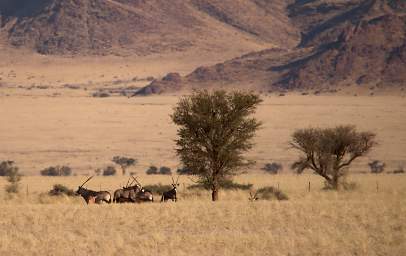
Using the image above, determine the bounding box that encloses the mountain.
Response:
[0,0,299,55]
[136,0,406,94]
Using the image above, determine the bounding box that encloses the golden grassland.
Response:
[0,174,405,256]
[0,94,405,255]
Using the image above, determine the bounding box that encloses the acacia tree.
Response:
[290,125,376,189]
[172,90,262,201]
[112,156,137,175]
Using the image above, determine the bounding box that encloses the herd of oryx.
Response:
[76,175,180,204]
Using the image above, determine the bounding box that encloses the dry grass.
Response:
[0,95,405,175]
[0,174,405,255]
[0,92,405,255]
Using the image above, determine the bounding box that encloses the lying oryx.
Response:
[132,176,154,203]
[113,176,153,203]
[161,176,180,202]
[113,178,142,203]
[136,187,154,202]
[76,176,112,204]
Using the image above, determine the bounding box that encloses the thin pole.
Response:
[308,181,311,192]
[376,181,379,192]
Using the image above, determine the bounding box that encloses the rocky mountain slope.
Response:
[136,0,406,94]
[0,0,298,55]
[1,0,404,93]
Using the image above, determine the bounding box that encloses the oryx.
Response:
[113,178,141,203]
[76,176,112,204]
[161,176,180,202]
[249,190,259,202]
[132,176,154,203]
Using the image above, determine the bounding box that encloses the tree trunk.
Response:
[211,187,219,201]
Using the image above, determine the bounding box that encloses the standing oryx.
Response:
[76,176,112,204]
[161,176,180,202]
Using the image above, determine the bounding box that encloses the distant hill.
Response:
[136,0,406,94]
[0,0,298,55]
[1,0,405,93]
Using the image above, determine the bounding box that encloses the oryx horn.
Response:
[131,175,142,187]
[79,176,94,188]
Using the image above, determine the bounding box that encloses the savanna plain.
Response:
[0,93,406,255]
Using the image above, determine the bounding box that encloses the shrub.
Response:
[143,184,173,194]
[256,186,288,201]
[94,168,102,176]
[323,180,359,191]
[40,166,72,176]
[0,160,15,176]
[188,180,253,191]
[3,162,21,194]
[177,166,193,175]
[92,91,110,98]
[102,166,117,176]
[146,165,158,175]
[159,166,172,175]
[368,160,385,174]
[49,184,76,197]
[392,164,405,174]
[262,162,283,174]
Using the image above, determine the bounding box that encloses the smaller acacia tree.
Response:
[172,90,262,201]
[112,156,137,175]
[290,125,376,189]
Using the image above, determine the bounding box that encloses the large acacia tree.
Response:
[172,90,262,201]
[291,125,376,189]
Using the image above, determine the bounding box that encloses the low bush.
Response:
[256,186,288,201]
[262,162,283,174]
[2,161,22,194]
[188,180,253,191]
[40,166,72,176]
[92,91,111,98]
[0,161,15,176]
[323,180,359,191]
[143,184,173,194]
[49,184,76,197]
[159,166,172,175]
[177,166,193,175]
[103,166,117,176]
[368,160,385,174]
[146,166,172,175]
[390,165,405,174]
[146,165,158,175]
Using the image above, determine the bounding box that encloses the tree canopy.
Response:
[172,90,262,201]
[291,125,376,189]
